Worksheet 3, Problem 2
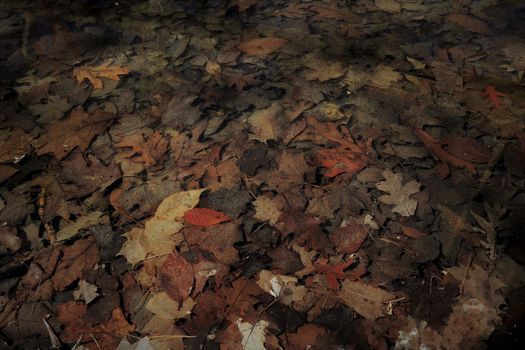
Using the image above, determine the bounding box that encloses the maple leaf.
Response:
[184,208,231,227]
[237,37,288,56]
[317,147,367,178]
[482,85,506,109]
[73,60,130,89]
[116,130,169,166]
[34,107,115,160]
[314,258,354,289]
[376,169,420,217]
[118,189,205,265]
[413,128,477,176]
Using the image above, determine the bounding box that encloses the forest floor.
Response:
[1,0,525,349]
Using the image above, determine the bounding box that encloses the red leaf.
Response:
[184,208,231,227]
[482,85,506,109]
[318,148,366,178]
[160,252,194,303]
[314,258,354,290]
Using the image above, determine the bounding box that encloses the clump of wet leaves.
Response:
[1,0,525,349]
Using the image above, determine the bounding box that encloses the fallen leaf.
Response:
[56,211,104,241]
[0,225,22,252]
[248,102,285,142]
[482,85,506,109]
[73,61,130,89]
[146,292,195,320]
[314,258,353,289]
[252,194,284,225]
[375,0,401,13]
[116,130,169,167]
[303,55,346,82]
[368,65,402,89]
[257,270,308,306]
[236,319,268,350]
[331,222,369,254]
[238,37,288,56]
[160,252,194,303]
[446,14,492,35]
[317,147,367,178]
[0,129,33,164]
[184,222,242,264]
[60,153,121,198]
[338,279,395,320]
[52,236,100,291]
[35,107,115,160]
[184,208,231,227]
[118,190,205,264]
[442,136,493,163]
[413,128,477,176]
[73,279,99,305]
[376,169,420,217]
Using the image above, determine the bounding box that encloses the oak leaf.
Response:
[376,169,420,217]
[184,208,231,227]
[237,37,288,56]
[73,61,130,89]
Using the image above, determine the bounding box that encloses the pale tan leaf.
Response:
[376,169,420,216]
[73,279,99,305]
[338,280,395,320]
[146,292,195,320]
[238,37,288,56]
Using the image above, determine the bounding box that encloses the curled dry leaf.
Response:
[257,270,308,307]
[237,37,288,56]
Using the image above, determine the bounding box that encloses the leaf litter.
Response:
[1,0,525,349]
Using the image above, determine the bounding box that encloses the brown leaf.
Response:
[237,37,288,56]
[442,136,493,163]
[414,128,477,176]
[314,258,354,289]
[331,223,369,254]
[160,252,195,303]
[0,225,22,252]
[116,130,169,167]
[60,153,121,198]
[51,236,100,291]
[338,280,395,320]
[0,129,33,164]
[446,14,492,35]
[184,222,242,264]
[35,107,115,160]
[317,147,367,178]
[73,61,130,89]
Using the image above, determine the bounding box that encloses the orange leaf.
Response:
[73,61,130,89]
[318,148,366,178]
[184,208,231,227]
[314,258,354,289]
[237,37,288,56]
[482,85,506,109]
